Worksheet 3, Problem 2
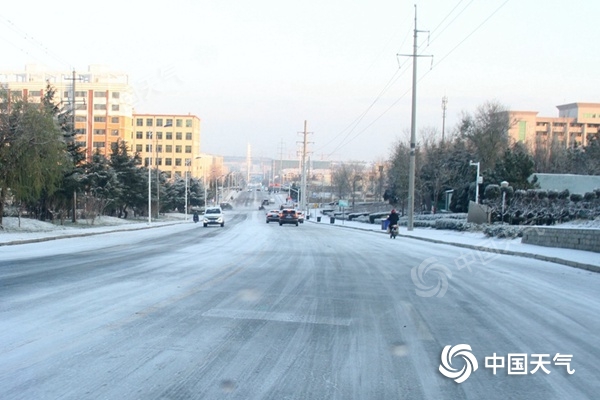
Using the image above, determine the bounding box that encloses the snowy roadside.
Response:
[0,214,187,245]
[306,214,600,273]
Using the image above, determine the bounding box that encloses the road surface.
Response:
[1,193,598,399]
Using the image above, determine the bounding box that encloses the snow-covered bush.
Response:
[483,225,525,238]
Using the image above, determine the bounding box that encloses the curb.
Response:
[309,219,600,274]
[0,221,185,247]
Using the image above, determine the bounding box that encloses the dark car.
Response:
[266,210,280,223]
[279,209,299,226]
[220,202,233,210]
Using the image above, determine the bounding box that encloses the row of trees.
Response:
[329,101,599,215]
[0,84,207,226]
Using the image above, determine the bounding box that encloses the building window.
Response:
[146,118,153,126]
[156,118,163,127]
[146,132,152,139]
[174,171,182,177]
[75,116,87,122]
[93,142,105,149]
[136,118,143,126]
[75,128,86,135]
[136,144,142,152]
[145,144,152,152]
[76,141,86,147]
[156,132,163,140]
[175,145,182,153]
[111,129,119,136]
[175,158,182,166]
[76,91,87,97]
[111,117,119,123]
[176,119,183,127]
[94,91,105,98]
[76,104,87,110]
[29,90,42,97]
[156,145,162,153]
[156,158,162,166]
[165,158,172,166]
[94,129,106,135]
[166,145,172,153]
[186,119,192,127]
[166,118,173,127]
[112,92,120,99]
[94,104,106,110]
[111,104,119,111]
[175,132,182,140]
[166,132,172,140]
[185,145,192,153]
[185,132,192,140]
[136,131,143,139]
[94,116,106,122]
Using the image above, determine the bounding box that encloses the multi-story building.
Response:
[130,114,201,179]
[0,64,134,160]
[504,102,600,150]
[0,64,205,180]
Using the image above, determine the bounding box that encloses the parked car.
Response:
[279,209,299,226]
[203,207,225,227]
[266,210,280,223]
[296,211,304,223]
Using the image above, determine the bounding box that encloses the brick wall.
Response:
[522,227,600,253]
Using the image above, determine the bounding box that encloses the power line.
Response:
[324,0,510,156]
[0,14,72,68]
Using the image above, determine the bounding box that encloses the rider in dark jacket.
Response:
[387,209,399,227]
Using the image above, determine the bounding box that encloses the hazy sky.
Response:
[1,1,598,162]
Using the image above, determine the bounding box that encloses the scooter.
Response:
[389,224,399,239]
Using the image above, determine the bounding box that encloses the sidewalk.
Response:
[308,216,600,273]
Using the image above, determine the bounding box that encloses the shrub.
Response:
[558,189,570,200]
[583,192,596,202]
[570,193,583,203]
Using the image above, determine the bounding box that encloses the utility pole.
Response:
[398,5,432,231]
[279,139,285,192]
[298,120,312,212]
[441,95,448,143]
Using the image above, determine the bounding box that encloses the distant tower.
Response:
[246,143,252,184]
[441,96,448,142]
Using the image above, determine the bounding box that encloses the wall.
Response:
[522,227,600,253]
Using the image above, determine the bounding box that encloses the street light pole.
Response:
[184,159,190,221]
[501,180,509,224]
[470,160,481,204]
[148,133,152,224]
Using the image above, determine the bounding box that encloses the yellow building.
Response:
[505,103,600,150]
[0,64,134,160]
[130,113,202,179]
[1,65,207,182]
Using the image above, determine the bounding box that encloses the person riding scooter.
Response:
[386,209,400,239]
[193,211,199,223]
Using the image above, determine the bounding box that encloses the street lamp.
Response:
[501,180,509,224]
[195,156,206,211]
[184,159,191,221]
[147,133,152,224]
[469,160,481,204]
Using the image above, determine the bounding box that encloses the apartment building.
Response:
[0,64,134,160]
[1,64,204,180]
[131,114,202,179]
[504,102,600,150]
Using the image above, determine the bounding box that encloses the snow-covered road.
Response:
[1,201,598,399]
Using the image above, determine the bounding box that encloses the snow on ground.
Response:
[1,208,598,270]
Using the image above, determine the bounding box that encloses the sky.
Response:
[1,1,598,162]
